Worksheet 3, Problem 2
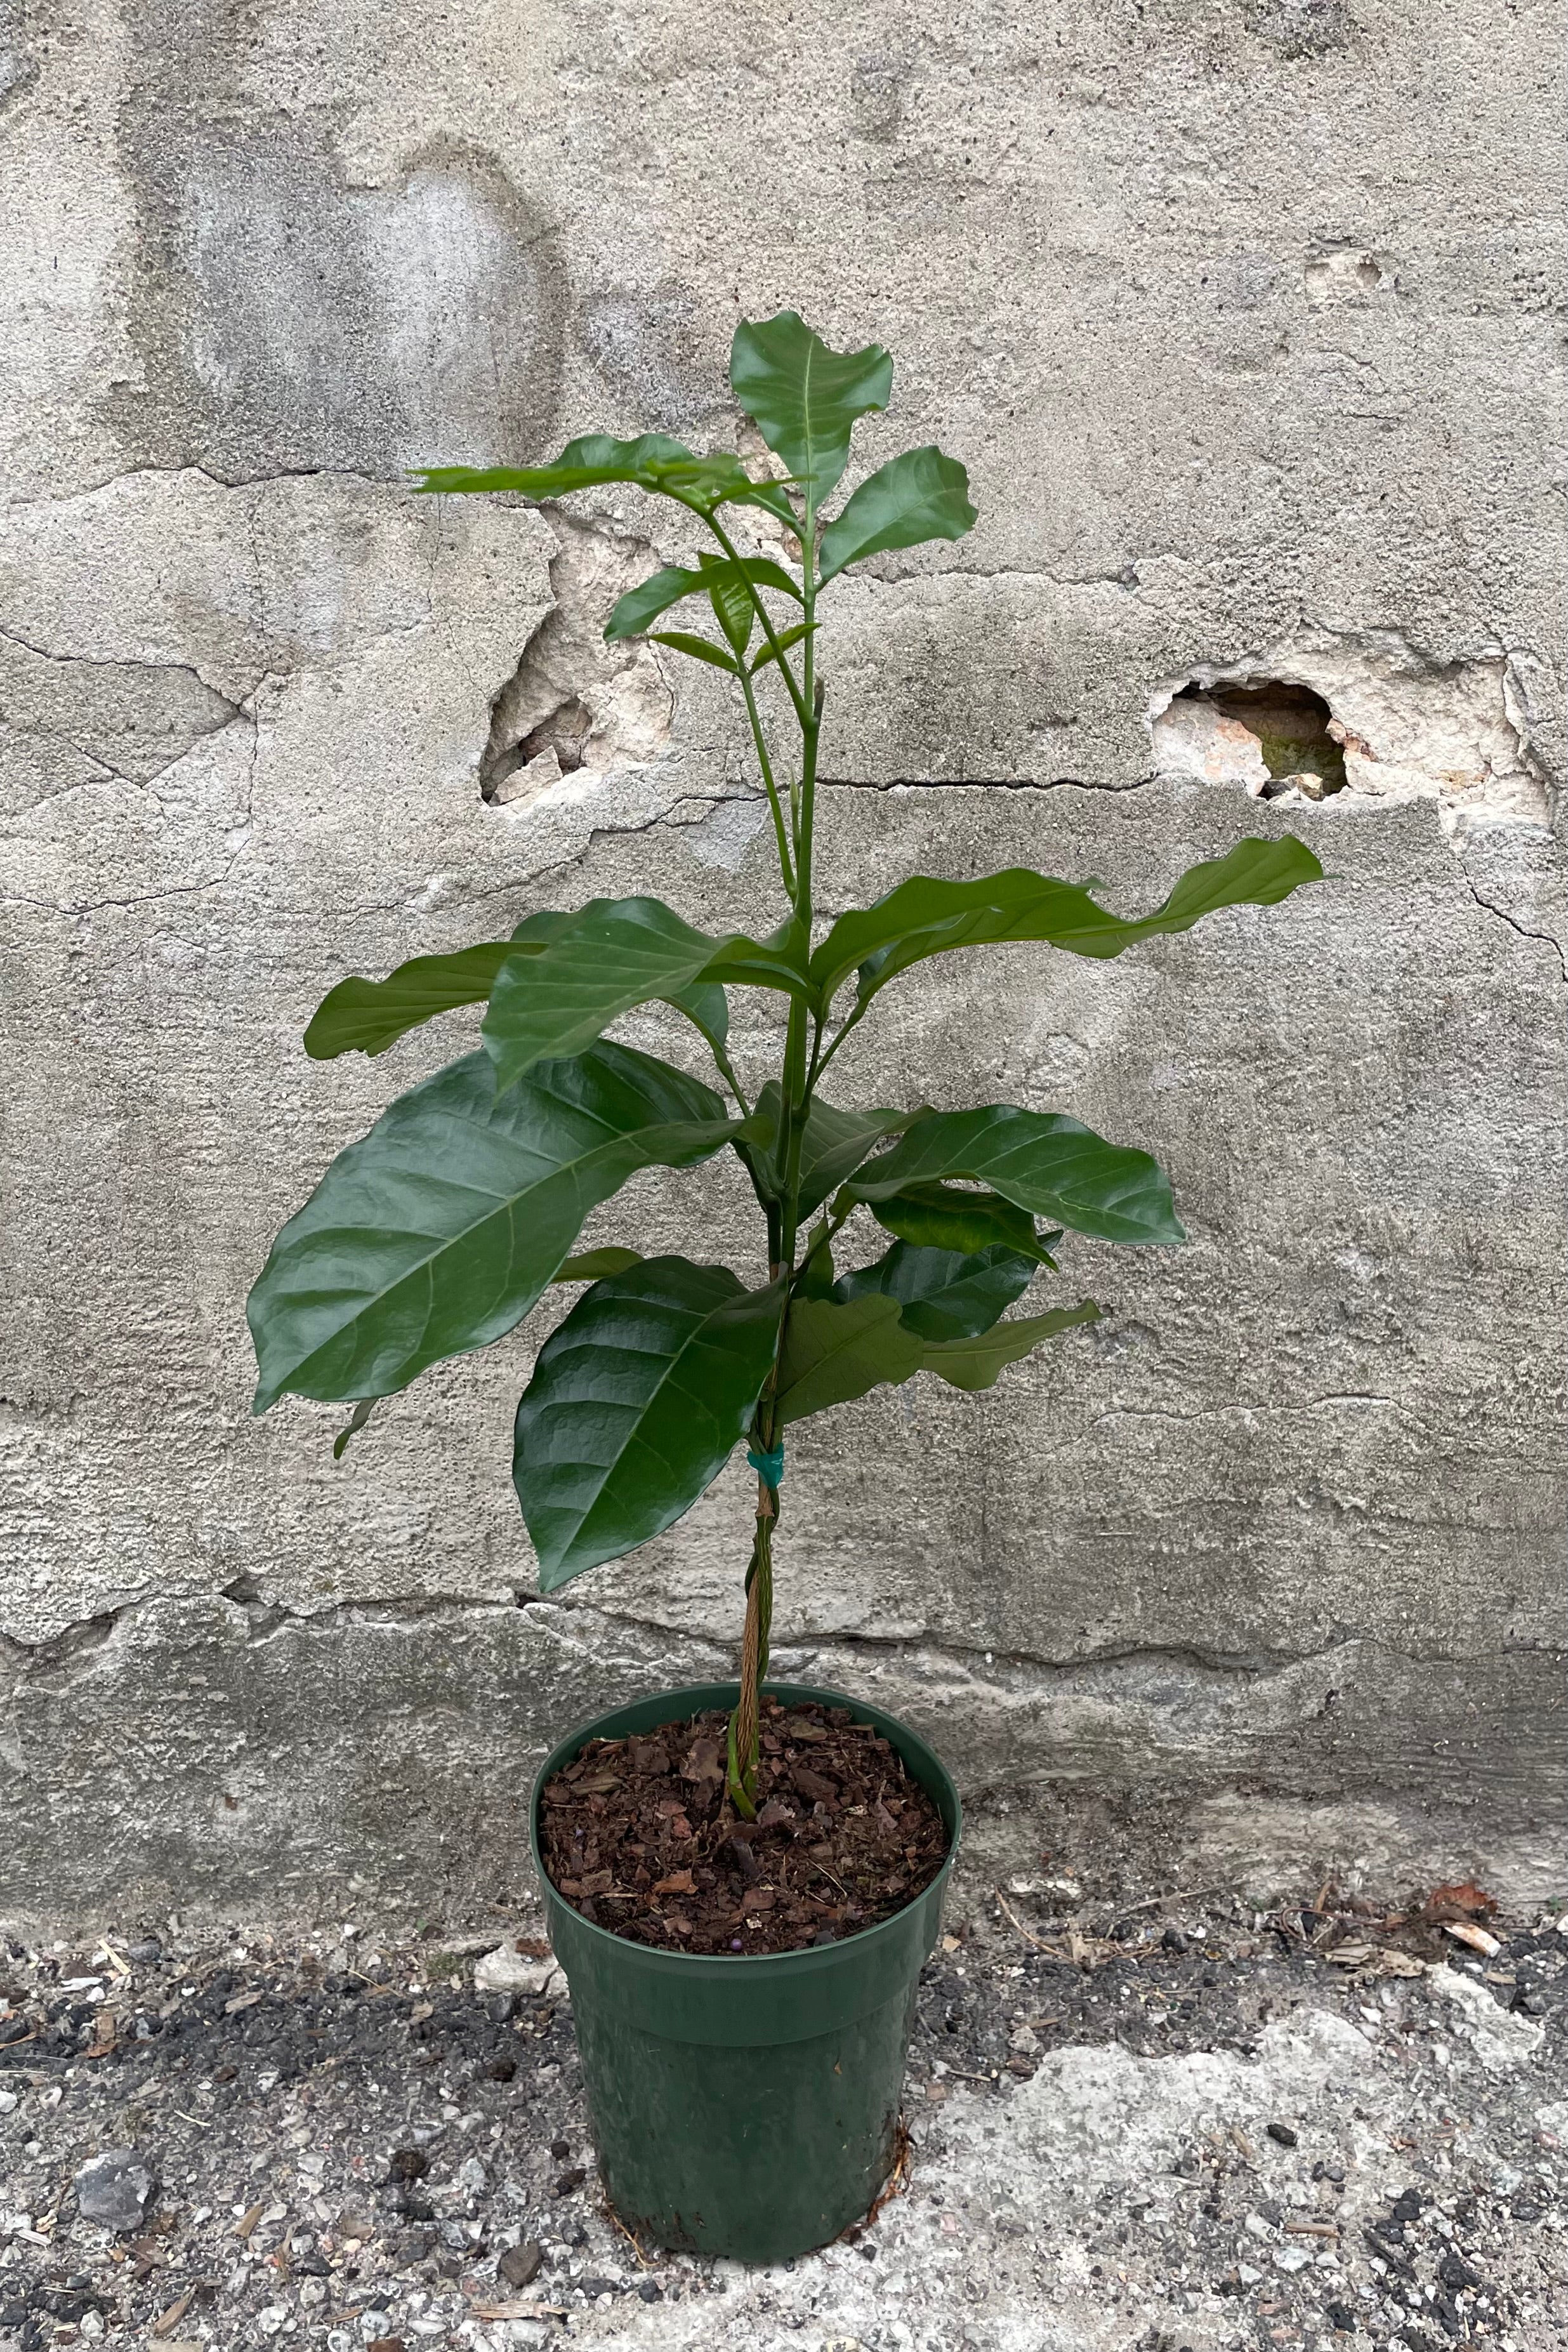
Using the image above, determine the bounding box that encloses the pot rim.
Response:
[528,1677,962,1972]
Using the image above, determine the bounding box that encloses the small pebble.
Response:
[1267,2121,1299,2147]
[498,2239,543,2289]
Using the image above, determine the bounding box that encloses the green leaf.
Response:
[303,911,574,1061]
[817,447,977,585]
[774,1294,924,1426]
[729,312,893,502]
[809,838,1326,1012]
[553,1248,645,1283]
[666,978,730,1060]
[794,1220,837,1301]
[480,897,808,1092]
[749,1085,918,1217]
[332,1397,376,1460]
[412,434,802,533]
[649,630,740,675]
[919,1301,1102,1392]
[701,552,754,657]
[411,433,756,513]
[859,1181,1060,1265]
[848,1107,1184,1248]
[833,1241,1037,1341]
[749,621,818,676]
[247,1044,744,1411]
[605,557,801,644]
[513,1258,784,1587]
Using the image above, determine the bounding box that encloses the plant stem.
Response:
[722,487,822,1817]
[735,660,796,895]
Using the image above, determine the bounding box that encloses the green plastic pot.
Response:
[529,1679,961,2263]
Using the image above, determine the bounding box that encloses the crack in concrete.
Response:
[5,462,400,509]
[819,773,1152,796]
[5,1586,1555,1687]
[1456,866,1568,986]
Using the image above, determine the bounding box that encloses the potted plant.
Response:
[247,312,1322,2261]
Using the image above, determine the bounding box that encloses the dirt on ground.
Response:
[1,1876,1564,2352]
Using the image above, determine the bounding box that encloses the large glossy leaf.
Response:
[749,1084,916,1215]
[513,1258,784,1587]
[817,447,977,585]
[833,1241,1036,1341]
[920,1301,1102,1391]
[411,435,796,528]
[729,312,893,503]
[304,911,573,1061]
[482,897,808,1092]
[605,555,801,644]
[809,838,1326,1012]
[848,1106,1184,1246]
[247,1045,743,1411]
[860,1181,1060,1265]
[774,1294,924,1426]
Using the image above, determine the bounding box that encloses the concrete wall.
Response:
[3,0,1564,1927]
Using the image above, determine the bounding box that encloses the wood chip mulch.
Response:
[537,1698,950,1955]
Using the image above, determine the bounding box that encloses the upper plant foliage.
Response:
[251,310,1325,1813]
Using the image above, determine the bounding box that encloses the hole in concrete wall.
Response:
[1149,638,1552,837]
[1168,681,1348,802]
[513,697,593,777]
[481,512,673,810]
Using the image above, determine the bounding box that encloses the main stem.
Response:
[726,484,820,1817]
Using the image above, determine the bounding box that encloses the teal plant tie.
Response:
[747,1440,785,1490]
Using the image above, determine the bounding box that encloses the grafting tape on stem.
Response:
[747,1441,786,1490]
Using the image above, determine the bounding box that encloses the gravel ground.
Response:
[2,1882,1565,2352]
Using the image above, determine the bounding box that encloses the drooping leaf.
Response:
[833,1241,1037,1341]
[729,312,893,503]
[809,837,1326,1013]
[553,1247,645,1283]
[749,1084,918,1217]
[481,897,808,1092]
[859,1180,1060,1265]
[750,621,817,676]
[247,1045,744,1411]
[919,1301,1102,1391]
[605,557,801,644]
[666,978,730,1061]
[513,1258,784,1586]
[817,447,977,585]
[649,630,740,675]
[848,1107,1184,1248]
[303,911,575,1061]
[332,1397,376,1460]
[774,1293,924,1426]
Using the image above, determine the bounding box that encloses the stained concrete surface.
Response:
[1,1,1565,1920]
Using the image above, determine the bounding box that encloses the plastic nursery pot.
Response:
[529,1679,961,2264]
